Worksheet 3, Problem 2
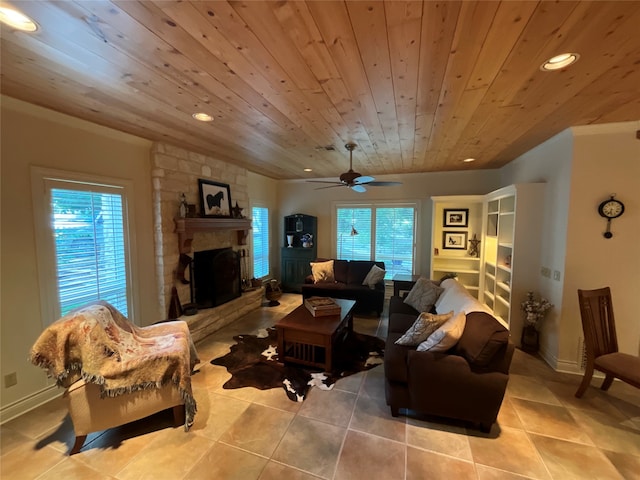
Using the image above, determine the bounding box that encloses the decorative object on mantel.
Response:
[179,193,188,218]
[520,291,553,353]
[301,233,313,248]
[198,179,231,217]
[468,233,481,257]
[231,201,244,219]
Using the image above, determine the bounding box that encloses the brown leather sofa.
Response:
[301,259,385,316]
[384,288,514,432]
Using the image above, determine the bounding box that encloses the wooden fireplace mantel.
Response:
[174,217,252,253]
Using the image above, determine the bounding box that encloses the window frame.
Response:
[31,167,139,326]
[250,204,270,279]
[332,201,420,280]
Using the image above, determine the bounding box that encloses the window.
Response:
[252,206,269,278]
[336,204,416,279]
[32,169,134,324]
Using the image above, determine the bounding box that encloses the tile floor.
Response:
[2,294,639,479]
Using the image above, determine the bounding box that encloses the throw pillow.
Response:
[404,277,444,312]
[417,311,466,352]
[394,311,454,346]
[310,260,335,283]
[362,264,386,289]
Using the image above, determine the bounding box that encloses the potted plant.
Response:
[520,291,552,353]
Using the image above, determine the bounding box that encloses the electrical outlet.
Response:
[4,372,17,388]
[540,267,551,278]
[553,270,561,281]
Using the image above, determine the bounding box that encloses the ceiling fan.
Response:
[307,143,402,193]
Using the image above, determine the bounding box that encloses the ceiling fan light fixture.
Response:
[463,158,476,163]
[0,6,38,31]
[303,168,312,172]
[192,112,213,122]
[540,53,580,71]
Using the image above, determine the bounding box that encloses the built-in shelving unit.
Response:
[430,195,484,298]
[174,217,252,253]
[281,214,317,292]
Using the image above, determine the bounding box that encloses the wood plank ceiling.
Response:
[2,1,639,180]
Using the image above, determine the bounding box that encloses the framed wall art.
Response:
[443,231,467,250]
[198,179,232,217]
[443,208,469,227]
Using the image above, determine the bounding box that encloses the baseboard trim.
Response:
[0,385,62,424]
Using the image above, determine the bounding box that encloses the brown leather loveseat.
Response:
[384,278,514,431]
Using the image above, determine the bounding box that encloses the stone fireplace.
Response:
[151,143,262,341]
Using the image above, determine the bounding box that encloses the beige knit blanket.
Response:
[30,301,198,429]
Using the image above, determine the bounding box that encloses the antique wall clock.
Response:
[597,194,625,238]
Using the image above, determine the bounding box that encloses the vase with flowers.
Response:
[301,233,313,248]
[520,291,552,353]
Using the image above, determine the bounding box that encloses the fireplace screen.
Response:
[192,247,241,308]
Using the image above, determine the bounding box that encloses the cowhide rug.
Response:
[211,327,384,402]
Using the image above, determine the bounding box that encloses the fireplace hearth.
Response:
[192,247,241,309]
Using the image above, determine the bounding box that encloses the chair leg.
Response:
[172,404,186,427]
[575,364,594,398]
[600,374,615,391]
[69,435,87,455]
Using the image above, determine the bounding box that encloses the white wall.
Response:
[500,122,640,370]
[277,170,499,277]
[1,97,155,420]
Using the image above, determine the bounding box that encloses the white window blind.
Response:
[336,204,416,279]
[252,206,269,278]
[49,183,129,317]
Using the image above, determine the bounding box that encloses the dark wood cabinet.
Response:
[281,214,317,292]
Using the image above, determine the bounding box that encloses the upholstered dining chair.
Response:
[575,287,640,398]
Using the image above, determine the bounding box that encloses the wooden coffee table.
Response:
[275,298,356,372]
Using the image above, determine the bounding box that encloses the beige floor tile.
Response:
[190,362,232,391]
[186,442,268,480]
[476,464,541,479]
[333,370,365,394]
[34,456,114,480]
[272,416,346,478]
[350,392,406,442]
[334,430,405,480]
[258,461,322,480]
[544,379,629,417]
[510,398,594,445]
[190,391,251,441]
[298,388,357,427]
[567,408,640,456]
[360,367,386,399]
[116,425,214,480]
[530,433,623,480]
[496,396,524,429]
[406,418,472,461]
[1,424,33,456]
[0,442,65,480]
[506,374,562,406]
[406,446,476,480]
[469,426,551,479]
[4,395,68,439]
[218,403,294,457]
[602,450,640,480]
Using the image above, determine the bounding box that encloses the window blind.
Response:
[252,206,270,278]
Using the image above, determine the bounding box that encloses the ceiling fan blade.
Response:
[351,184,367,193]
[354,175,375,184]
[306,180,343,185]
[315,184,345,190]
[366,181,402,187]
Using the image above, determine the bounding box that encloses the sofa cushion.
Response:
[384,333,412,383]
[435,278,494,319]
[417,311,466,352]
[395,311,454,347]
[347,261,375,285]
[404,277,444,313]
[333,260,349,284]
[310,260,335,283]
[454,312,510,367]
[362,264,386,289]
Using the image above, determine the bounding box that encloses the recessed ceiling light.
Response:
[540,53,580,71]
[0,6,38,32]
[192,112,213,122]
[303,168,313,172]
[463,158,476,163]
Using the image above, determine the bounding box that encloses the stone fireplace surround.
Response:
[151,143,262,342]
